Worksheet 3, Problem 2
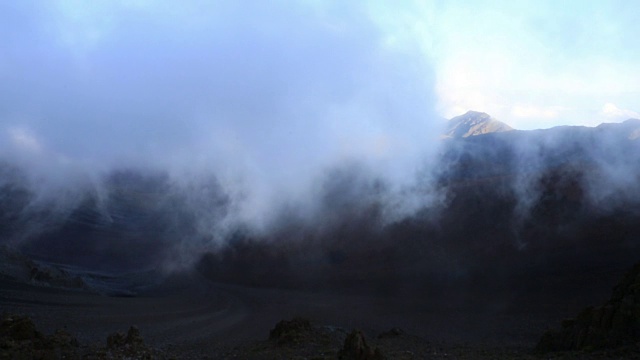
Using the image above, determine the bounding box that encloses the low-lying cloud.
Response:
[2,2,639,283]
[0,1,443,225]
[0,1,447,269]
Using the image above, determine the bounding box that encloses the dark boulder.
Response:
[338,330,384,360]
[0,314,41,341]
[269,317,313,345]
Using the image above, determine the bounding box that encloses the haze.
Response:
[1,1,639,250]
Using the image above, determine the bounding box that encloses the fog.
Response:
[0,2,447,269]
[0,2,442,227]
[1,2,639,282]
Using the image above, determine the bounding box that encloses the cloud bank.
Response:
[0,1,442,227]
[2,2,639,276]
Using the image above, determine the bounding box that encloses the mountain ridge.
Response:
[443,110,513,138]
[443,111,640,141]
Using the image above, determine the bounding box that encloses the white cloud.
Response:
[511,104,564,119]
[601,103,640,120]
[421,0,640,129]
[8,127,42,153]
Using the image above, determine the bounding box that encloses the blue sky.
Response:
[1,0,638,215]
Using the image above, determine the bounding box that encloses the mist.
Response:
[0,1,446,269]
[1,2,443,219]
[1,2,639,293]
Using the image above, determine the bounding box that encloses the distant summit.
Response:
[597,118,640,140]
[443,111,513,138]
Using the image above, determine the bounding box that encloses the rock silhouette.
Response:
[537,262,640,352]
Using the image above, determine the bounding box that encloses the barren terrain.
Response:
[1,263,630,359]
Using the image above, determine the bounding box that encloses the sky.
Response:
[1,0,639,217]
[422,0,640,129]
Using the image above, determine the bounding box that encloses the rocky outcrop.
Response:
[338,330,385,360]
[0,245,85,289]
[269,317,314,345]
[443,111,513,138]
[0,314,163,359]
[536,262,640,352]
[105,325,153,359]
[0,314,79,359]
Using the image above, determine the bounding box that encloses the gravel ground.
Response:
[2,271,636,359]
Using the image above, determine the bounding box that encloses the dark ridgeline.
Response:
[0,168,231,271]
[443,110,513,138]
[1,115,639,308]
[197,116,640,307]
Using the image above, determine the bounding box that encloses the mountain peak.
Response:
[444,111,513,138]
[461,110,491,118]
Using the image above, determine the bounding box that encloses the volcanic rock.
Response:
[105,326,154,359]
[338,330,384,360]
[0,314,80,359]
[443,111,513,138]
[0,314,40,341]
[536,262,640,352]
[269,317,313,345]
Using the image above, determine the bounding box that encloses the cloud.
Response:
[510,105,563,120]
[8,127,42,153]
[2,1,640,277]
[601,103,640,121]
[424,0,640,129]
[0,1,442,225]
